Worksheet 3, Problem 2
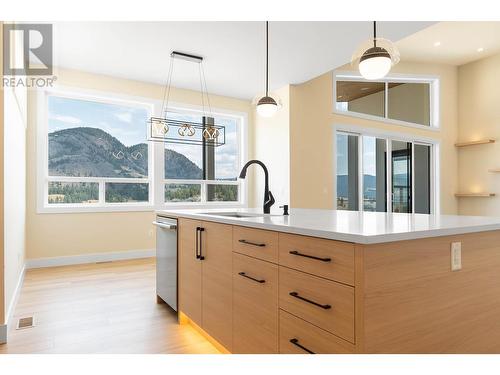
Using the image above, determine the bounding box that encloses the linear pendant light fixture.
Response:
[256,21,278,118]
[354,21,400,80]
[147,51,225,146]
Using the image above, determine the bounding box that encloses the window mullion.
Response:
[411,142,415,214]
[358,135,363,212]
[201,181,207,204]
[386,138,392,213]
[99,179,105,205]
[384,81,389,119]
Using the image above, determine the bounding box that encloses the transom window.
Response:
[38,88,246,212]
[334,73,439,129]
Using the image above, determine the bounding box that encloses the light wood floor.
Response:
[0,258,219,354]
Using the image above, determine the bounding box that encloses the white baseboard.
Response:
[6,265,26,328]
[0,324,6,344]
[25,248,155,269]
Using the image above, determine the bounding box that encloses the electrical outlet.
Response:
[451,242,462,271]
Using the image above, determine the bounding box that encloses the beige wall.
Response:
[252,85,290,208]
[2,24,28,337]
[3,85,27,321]
[290,61,459,214]
[1,22,5,329]
[26,68,254,260]
[457,53,500,216]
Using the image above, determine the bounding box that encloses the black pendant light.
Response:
[256,21,278,117]
[356,21,399,80]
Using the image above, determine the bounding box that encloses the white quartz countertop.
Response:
[155,208,500,244]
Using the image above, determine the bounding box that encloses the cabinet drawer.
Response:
[233,226,279,263]
[279,310,354,354]
[279,233,355,285]
[279,267,355,343]
[233,253,279,353]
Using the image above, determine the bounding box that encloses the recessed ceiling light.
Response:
[434,41,441,47]
[477,47,484,53]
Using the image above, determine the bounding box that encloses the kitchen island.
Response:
[157,208,500,354]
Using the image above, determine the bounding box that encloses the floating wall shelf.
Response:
[455,193,496,197]
[489,168,500,173]
[455,139,495,147]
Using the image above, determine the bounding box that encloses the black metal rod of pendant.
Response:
[373,21,377,47]
[265,21,269,97]
[171,51,203,63]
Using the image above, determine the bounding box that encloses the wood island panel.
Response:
[360,230,500,353]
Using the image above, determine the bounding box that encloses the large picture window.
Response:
[46,95,152,207]
[38,89,246,212]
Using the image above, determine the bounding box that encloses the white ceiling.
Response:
[53,21,433,100]
[397,21,500,66]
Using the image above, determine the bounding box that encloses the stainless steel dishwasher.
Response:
[152,215,177,311]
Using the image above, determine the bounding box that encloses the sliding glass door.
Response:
[363,136,387,212]
[413,144,431,214]
[336,131,433,214]
[336,133,359,211]
[391,141,412,213]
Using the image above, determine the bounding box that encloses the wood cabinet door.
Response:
[233,253,279,353]
[178,218,202,325]
[201,221,233,351]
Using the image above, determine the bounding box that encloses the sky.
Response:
[337,134,377,177]
[48,96,149,147]
[48,96,239,180]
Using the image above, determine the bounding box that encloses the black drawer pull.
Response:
[289,250,331,262]
[238,239,266,247]
[289,292,331,310]
[290,338,315,354]
[238,272,265,284]
[196,227,205,260]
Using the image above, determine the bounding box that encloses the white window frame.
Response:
[36,87,248,213]
[333,71,440,131]
[333,124,440,215]
[160,102,248,210]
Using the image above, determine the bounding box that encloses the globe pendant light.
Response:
[358,21,395,80]
[256,21,278,117]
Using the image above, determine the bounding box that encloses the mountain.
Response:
[337,174,408,198]
[165,148,202,179]
[49,127,202,179]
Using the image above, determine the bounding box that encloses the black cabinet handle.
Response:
[238,239,266,247]
[238,272,265,284]
[289,250,331,262]
[195,227,200,259]
[290,338,315,354]
[289,292,331,310]
[196,227,205,260]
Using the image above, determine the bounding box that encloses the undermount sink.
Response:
[199,211,267,218]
